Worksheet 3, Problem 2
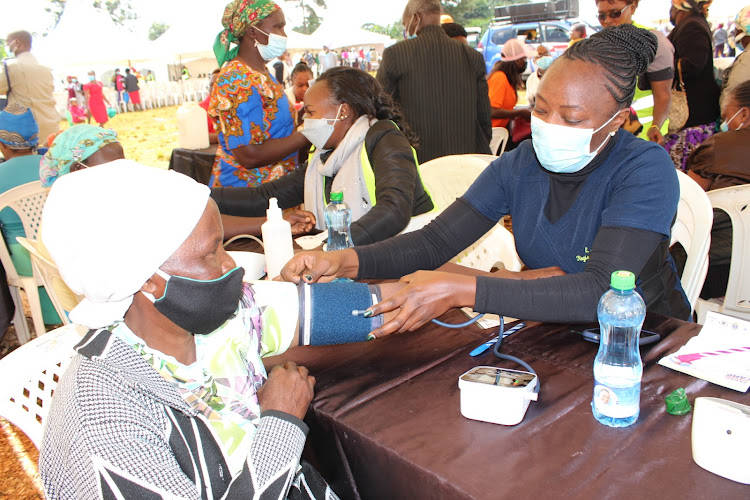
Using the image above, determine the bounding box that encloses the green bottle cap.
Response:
[330,191,343,202]
[610,270,635,291]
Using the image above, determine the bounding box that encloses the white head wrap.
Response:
[42,159,210,328]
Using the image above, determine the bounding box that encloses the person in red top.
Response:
[83,70,111,126]
[199,69,220,144]
[487,38,533,129]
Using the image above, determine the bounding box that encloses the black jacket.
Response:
[669,14,720,128]
[376,25,492,163]
[211,120,434,245]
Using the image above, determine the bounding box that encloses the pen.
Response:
[470,322,526,357]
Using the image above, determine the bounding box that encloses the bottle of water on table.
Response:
[324,191,353,251]
[592,270,645,428]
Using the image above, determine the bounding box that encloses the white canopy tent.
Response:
[311,19,396,51]
[34,0,156,77]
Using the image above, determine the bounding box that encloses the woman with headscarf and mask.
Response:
[0,104,60,325]
[663,0,721,172]
[210,0,309,188]
[38,159,423,498]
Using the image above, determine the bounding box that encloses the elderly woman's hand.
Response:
[277,248,359,284]
[366,271,477,339]
[257,361,315,420]
[284,209,316,235]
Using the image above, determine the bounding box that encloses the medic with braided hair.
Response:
[281,24,693,335]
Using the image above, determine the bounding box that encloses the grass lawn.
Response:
[58,105,182,169]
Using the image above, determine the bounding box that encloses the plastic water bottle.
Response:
[261,198,294,280]
[592,270,645,428]
[324,191,353,251]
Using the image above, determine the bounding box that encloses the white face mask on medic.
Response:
[531,110,620,174]
[301,104,344,151]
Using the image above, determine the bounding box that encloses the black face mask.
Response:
[147,266,245,335]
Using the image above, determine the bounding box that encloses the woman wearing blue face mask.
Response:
[279,24,692,333]
[211,67,435,246]
[683,80,750,300]
[209,0,308,188]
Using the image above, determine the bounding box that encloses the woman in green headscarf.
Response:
[209,0,308,188]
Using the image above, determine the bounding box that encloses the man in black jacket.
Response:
[376,0,492,163]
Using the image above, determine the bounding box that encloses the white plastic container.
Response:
[176,101,209,150]
[692,397,750,484]
[227,251,266,281]
[458,366,538,426]
[261,198,294,280]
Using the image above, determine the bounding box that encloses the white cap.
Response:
[266,197,282,220]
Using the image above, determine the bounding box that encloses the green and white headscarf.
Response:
[213,0,280,68]
[40,125,119,187]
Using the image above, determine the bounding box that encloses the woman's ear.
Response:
[340,103,353,121]
[738,107,750,127]
[140,273,165,299]
[611,108,630,133]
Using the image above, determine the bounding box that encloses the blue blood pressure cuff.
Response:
[299,281,383,346]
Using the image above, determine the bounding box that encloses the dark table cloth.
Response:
[168,145,216,186]
[275,308,749,499]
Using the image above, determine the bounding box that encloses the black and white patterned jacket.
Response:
[39,328,337,500]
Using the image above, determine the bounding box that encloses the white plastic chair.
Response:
[695,184,750,323]
[419,155,523,272]
[671,170,713,313]
[0,181,50,343]
[16,237,82,325]
[419,154,492,212]
[453,223,523,272]
[490,127,509,156]
[0,324,86,448]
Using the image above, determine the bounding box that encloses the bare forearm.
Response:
[491,107,522,119]
[221,214,265,239]
[650,80,672,129]
[231,132,309,169]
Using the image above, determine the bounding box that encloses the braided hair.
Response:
[317,67,418,147]
[291,62,313,81]
[562,24,657,109]
[729,80,750,109]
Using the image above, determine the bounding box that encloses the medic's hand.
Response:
[283,209,316,235]
[277,248,359,284]
[366,271,477,338]
[257,361,315,420]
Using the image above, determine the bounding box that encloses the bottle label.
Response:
[593,380,640,418]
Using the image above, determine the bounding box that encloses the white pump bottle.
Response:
[261,198,294,280]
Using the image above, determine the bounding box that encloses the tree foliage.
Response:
[361,23,403,40]
[441,0,531,34]
[148,22,170,41]
[285,0,326,35]
[45,0,138,29]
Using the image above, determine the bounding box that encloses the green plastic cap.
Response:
[330,191,343,202]
[610,270,635,291]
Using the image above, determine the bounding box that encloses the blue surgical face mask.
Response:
[301,104,343,150]
[719,108,745,132]
[88,75,96,82]
[404,14,419,39]
[530,111,620,174]
[254,27,288,61]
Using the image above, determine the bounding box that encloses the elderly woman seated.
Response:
[36,159,422,498]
